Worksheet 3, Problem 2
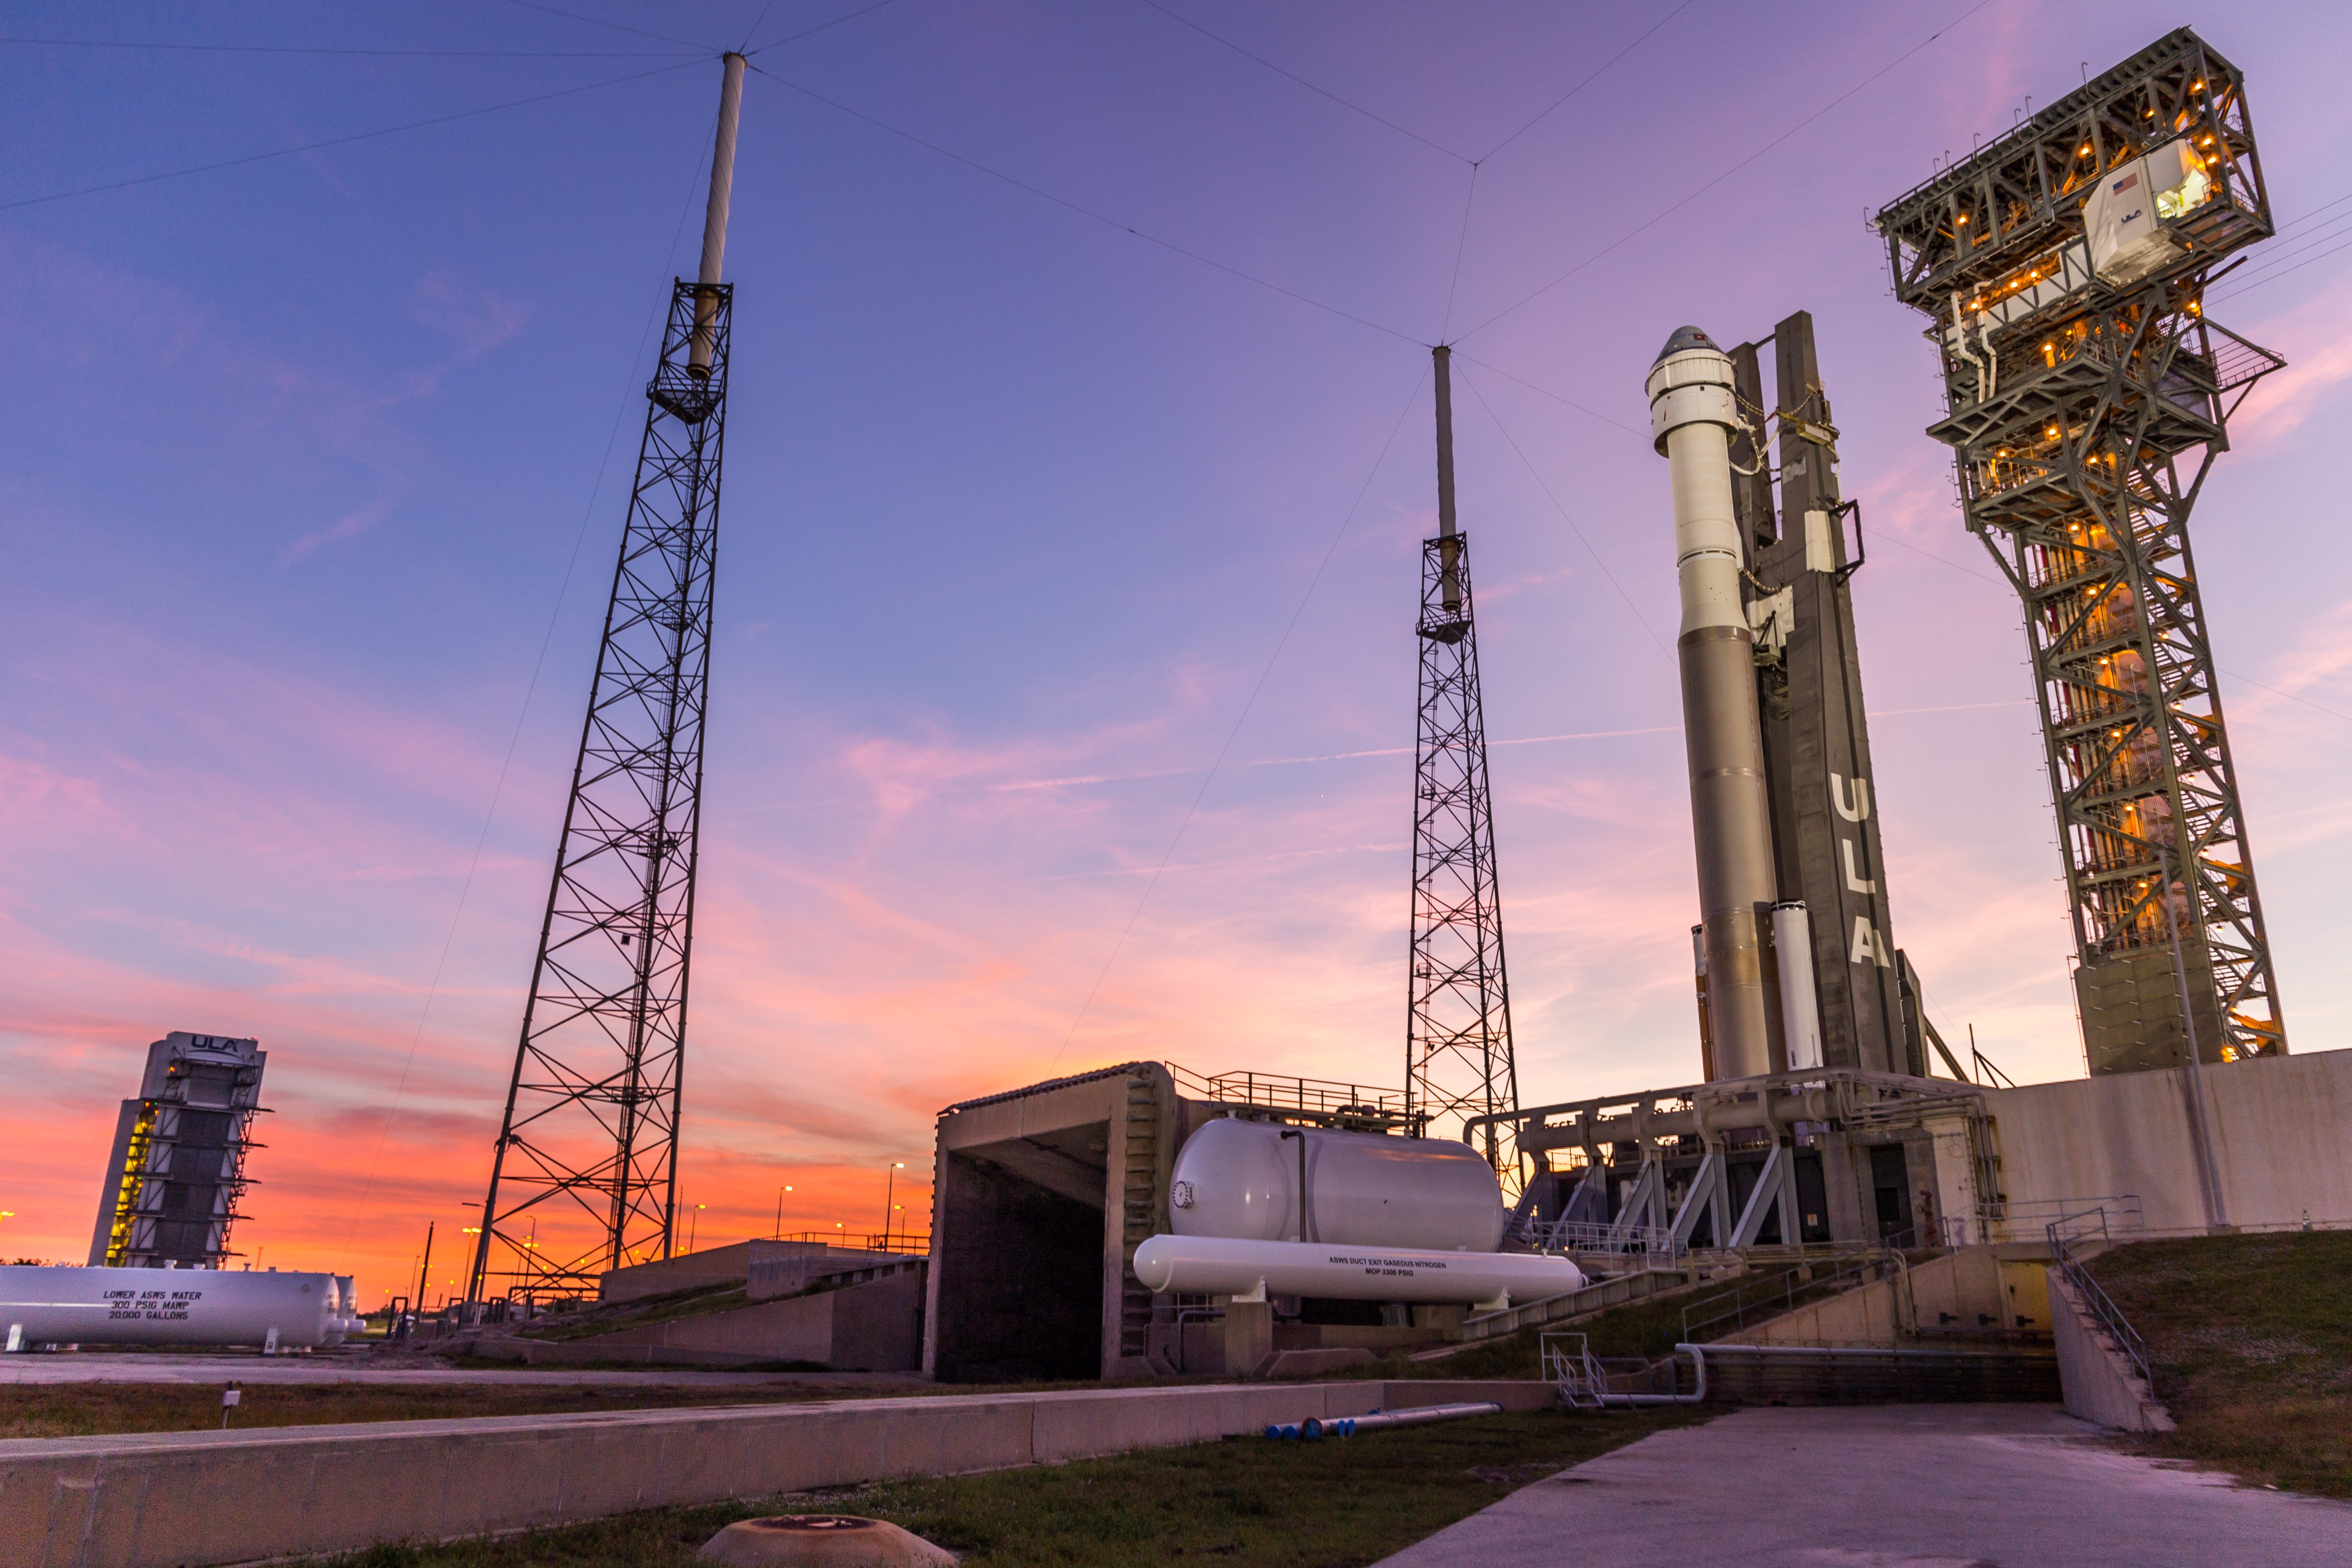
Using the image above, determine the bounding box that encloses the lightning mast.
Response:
[1875,29,2287,1074]
[1405,347,1519,1179]
[469,53,747,1303]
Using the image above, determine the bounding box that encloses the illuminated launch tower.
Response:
[1875,29,2286,1074]
[1405,347,1519,1176]
[471,55,747,1302]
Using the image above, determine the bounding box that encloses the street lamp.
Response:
[882,1162,905,1246]
[774,1185,794,1238]
[688,1203,707,1253]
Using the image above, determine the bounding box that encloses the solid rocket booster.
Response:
[1650,326,1778,1080]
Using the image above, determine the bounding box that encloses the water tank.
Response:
[1168,1117,1504,1252]
[0,1265,341,1350]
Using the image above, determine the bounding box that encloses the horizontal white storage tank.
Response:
[1134,1234,1581,1308]
[0,1265,347,1350]
[1170,1117,1505,1252]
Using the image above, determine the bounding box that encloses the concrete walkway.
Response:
[0,1351,916,1390]
[1378,1405,2352,1567]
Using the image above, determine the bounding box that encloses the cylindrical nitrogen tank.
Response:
[1168,1118,1505,1252]
[0,1265,340,1349]
[326,1274,360,1343]
[1133,1235,1581,1306]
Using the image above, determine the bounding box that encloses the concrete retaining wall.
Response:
[0,1379,1548,1568]
[1725,1247,2053,1349]
[1985,1048,2352,1233]
[575,1272,925,1371]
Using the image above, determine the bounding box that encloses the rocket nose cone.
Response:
[1654,325,1719,363]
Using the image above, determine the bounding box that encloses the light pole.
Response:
[773,1184,794,1238]
[882,1162,904,1246]
[688,1203,707,1253]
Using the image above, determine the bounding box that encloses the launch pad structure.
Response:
[1873,27,2287,1075]
[469,55,747,1305]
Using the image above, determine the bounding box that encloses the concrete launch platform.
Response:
[1375,1404,2352,1567]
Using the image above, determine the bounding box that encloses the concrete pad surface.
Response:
[0,1351,916,1389]
[4,1378,1529,1567]
[1377,1404,2352,1568]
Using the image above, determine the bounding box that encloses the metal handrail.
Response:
[1680,1249,1900,1344]
[1528,1219,1689,1260]
[2046,1206,2155,1394]
[1164,1063,1418,1128]
[1541,1331,1707,1407]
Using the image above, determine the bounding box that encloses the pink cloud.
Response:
[283,495,395,561]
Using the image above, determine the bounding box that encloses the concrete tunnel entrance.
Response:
[932,1124,1109,1381]
[927,1062,1178,1383]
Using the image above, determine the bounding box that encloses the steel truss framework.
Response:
[104,1076,266,1268]
[1876,28,2285,1069]
[471,281,732,1301]
[1405,532,1519,1175]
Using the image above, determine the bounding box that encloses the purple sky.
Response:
[5,0,2350,1298]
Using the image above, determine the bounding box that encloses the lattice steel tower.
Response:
[470,55,747,1302]
[1875,29,2286,1075]
[1405,347,1519,1173]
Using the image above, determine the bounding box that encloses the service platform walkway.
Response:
[1377,1404,2352,1567]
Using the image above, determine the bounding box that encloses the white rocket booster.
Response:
[1650,326,1778,1080]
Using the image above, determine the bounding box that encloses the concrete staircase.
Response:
[1436,1266,1705,1353]
[2048,1266,2174,1431]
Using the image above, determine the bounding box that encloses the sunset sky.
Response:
[6,1,2350,1305]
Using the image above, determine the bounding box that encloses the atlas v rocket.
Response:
[1648,318,1931,1085]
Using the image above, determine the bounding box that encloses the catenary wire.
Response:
[1133,0,1475,165]
[1454,363,1672,659]
[743,0,909,55]
[0,35,699,57]
[1044,364,1431,1073]
[2211,207,2352,287]
[1473,0,1700,163]
[1438,163,1480,341]
[740,0,781,51]
[2208,220,2352,304]
[0,59,703,213]
[1455,0,1995,342]
[498,0,719,52]
[746,61,1427,346]
[1452,351,1646,439]
[2211,233,2352,304]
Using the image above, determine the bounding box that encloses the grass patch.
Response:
[2089,1230,2352,1498]
[0,1381,857,1439]
[513,1282,753,1343]
[313,1406,1709,1567]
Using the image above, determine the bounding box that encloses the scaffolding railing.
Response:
[1528,1219,1688,1262]
[1165,1063,1419,1132]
